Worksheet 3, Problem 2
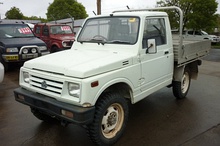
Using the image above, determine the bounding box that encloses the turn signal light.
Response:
[17,95,25,101]
[91,81,99,87]
[61,110,74,118]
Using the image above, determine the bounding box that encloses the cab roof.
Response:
[35,23,70,26]
[89,10,168,19]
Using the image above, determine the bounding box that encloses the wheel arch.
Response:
[173,60,200,82]
[173,65,185,82]
[51,44,60,49]
[93,80,133,105]
[50,44,60,53]
[187,60,200,80]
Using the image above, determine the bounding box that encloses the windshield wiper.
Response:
[90,38,106,45]
[108,40,131,44]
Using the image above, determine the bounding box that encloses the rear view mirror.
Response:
[146,39,157,54]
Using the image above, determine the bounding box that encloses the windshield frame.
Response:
[77,16,140,45]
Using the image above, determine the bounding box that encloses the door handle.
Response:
[164,51,169,55]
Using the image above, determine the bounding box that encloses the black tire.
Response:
[87,92,129,146]
[50,46,59,53]
[173,68,191,99]
[31,108,57,123]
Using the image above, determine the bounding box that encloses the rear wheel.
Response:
[87,92,129,146]
[173,67,191,99]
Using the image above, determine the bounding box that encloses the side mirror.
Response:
[146,39,157,54]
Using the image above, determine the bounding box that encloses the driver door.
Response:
[140,17,173,93]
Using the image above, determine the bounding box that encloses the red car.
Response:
[33,23,75,53]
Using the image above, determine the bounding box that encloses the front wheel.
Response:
[87,92,129,146]
[50,46,59,53]
[173,68,191,99]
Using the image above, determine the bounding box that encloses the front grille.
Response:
[30,75,63,95]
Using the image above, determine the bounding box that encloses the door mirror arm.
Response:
[146,39,157,54]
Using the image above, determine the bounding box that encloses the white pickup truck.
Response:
[14,7,211,145]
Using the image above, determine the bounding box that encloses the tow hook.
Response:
[61,120,69,127]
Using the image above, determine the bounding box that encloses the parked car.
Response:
[33,23,75,53]
[183,30,220,44]
[0,62,4,82]
[208,34,220,44]
[0,23,50,71]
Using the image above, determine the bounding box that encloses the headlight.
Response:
[62,42,68,47]
[6,47,18,53]
[23,72,30,83]
[22,48,28,54]
[31,48,37,53]
[68,83,80,98]
[38,46,47,51]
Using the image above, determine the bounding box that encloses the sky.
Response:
[0,0,220,19]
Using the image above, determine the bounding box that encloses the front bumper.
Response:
[2,50,50,62]
[14,87,95,125]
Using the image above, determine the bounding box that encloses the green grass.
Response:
[211,43,220,49]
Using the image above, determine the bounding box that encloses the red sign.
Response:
[61,26,71,31]
[18,27,32,34]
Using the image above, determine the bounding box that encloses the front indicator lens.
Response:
[61,109,73,118]
[23,72,30,83]
[68,83,80,98]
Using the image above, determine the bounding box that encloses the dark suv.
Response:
[0,23,50,70]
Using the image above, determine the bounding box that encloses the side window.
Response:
[142,18,166,48]
[195,31,201,35]
[35,26,41,34]
[43,26,49,36]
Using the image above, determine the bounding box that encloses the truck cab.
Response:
[33,23,75,53]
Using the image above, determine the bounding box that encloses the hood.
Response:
[50,34,75,41]
[24,48,133,78]
[0,37,45,47]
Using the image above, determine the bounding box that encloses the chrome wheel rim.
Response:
[181,72,190,94]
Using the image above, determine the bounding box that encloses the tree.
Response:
[157,0,218,32]
[5,7,24,19]
[46,0,88,21]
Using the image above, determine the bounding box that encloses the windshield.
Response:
[0,24,34,38]
[50,25,73,34]
[78,16,140,45]
[201,30,208,35]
